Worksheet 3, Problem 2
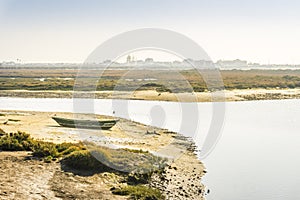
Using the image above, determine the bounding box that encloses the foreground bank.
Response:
[0,110,206,200]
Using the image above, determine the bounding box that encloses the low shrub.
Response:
[61,150,111,171]
[55,142,74,152]
[60,145,83,156]
[56,142,85,155]
[0,132,167,180]
[85,145,168,174]
[0,131,84,160]
[31,141,59,158]
[0,132,32,151]
[61,144,168,179]
[111,185,165,200]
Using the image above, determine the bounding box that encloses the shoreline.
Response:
[1,88,300,102]
[0,110,206,199]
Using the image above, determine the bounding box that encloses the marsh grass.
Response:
[0,132,167,178]
[87,144,168,174]
[0,132,32,151]
[61,150,111,171]
[3,69,300,92]
[111,185,165,200]
[0,131,84,160]
[62,144,168,176]
[0,131,168,199]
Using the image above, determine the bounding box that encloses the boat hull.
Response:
[52,117,118,130]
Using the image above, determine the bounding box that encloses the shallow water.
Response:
[0,97,299,199]
[202,100,300,200]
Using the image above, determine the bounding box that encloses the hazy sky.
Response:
[0,0,300,64]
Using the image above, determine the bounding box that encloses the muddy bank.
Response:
[1,88,300,102]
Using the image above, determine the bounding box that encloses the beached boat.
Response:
[52,116,118,130]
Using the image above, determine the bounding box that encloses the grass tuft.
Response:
[0,131,84,160]
[111,185,165,200]
[61,149,111,171]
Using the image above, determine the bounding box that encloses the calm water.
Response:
[202,100,300,200]
[0,97,299,199]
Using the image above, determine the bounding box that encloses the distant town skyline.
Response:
[0,0,300,64]
[2,57,300,67]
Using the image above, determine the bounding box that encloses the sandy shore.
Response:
[1,88,300,102]
[0,110,206,200]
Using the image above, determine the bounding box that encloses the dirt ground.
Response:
[0,151,127,200]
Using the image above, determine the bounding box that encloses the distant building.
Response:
[183,58,194,63]
[172,60,181,64]
[195,60,214,68]
[145,58,154,63]
[136,60,144,64]
[126,55,132,63]
[2,61,16,66]
[216,59,248,68]
[103,59,111,63]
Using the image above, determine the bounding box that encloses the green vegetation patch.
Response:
[0,131,168,199]
[3,69,300,92]
[111,185,165,200]
[0,132,32,151]
[0,132,167,177]
[0,131,84,160]
[61,149,112,171]
[62,144,168,175]
[85,144,168,174]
